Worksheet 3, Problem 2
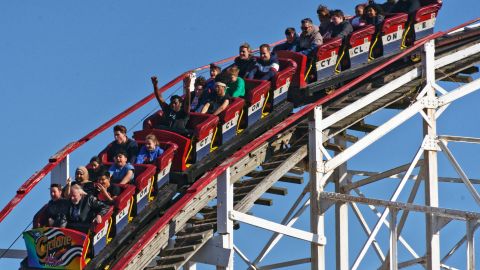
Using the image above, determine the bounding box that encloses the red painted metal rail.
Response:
[0,39,285,223]
[111,18,480,270]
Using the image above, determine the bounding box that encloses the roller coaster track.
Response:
[3,18,480,270]
[104,21,480,270]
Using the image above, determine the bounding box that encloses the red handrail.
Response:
[0,40,286,223]
[112,18,480,270]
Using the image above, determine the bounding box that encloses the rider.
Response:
[152,74,192,136]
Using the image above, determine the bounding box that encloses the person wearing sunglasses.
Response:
[297,18,323,56]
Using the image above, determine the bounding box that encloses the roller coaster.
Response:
[2,1,480,269]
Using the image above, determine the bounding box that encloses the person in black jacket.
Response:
[324,10,354,40]
[87,156,106,183]
[152,74,192,137]
[391,0,421,15]
[66,184,110,233]
[365,4,385,28]
[33,183,69,228]
[273,27,299,53]
[380,0,397,14]
[317,5,332,36]
[231,43,257,79]
[107,125,139,164]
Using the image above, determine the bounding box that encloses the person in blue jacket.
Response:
[136,134,164,164]
[273,27,299,53]
[108,150,135,185]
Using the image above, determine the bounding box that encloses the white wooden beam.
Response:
[351,146,424,270]
[423,39,441,270]
[229,211,326,245]
[324,101,424,173]
[438,140,480,206]
[252,185,310,266]
[258,258,311,270]
[217,168,233,270]
[309,105,326,270]
[438,77,480,106]
[466,221,477,270]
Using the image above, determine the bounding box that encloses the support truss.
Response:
[179,29,480,270]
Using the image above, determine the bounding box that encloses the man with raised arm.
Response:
[152,74,192,136]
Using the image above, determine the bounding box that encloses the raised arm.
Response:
[62,177,72,198]
[183,74,193,114]
[152,76,169,111]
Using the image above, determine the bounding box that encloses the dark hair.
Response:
[317,5,330,17]
[239,42,252,52]
[97,169,111,180]
[113,125,127,134]
[301,18,313,24]
[331,9,345,19]
[356,4,366,10]
[90,156,102,164]
[194,76,207,87]
[50,183,62,189]
[284,27,296,36]
[226,66,240,76]
[317,4,329,12]
[170,95,183,103]
[365,4,382,15]
[209,63,221,72]
[115,150,128,158]
[259,43,271,51]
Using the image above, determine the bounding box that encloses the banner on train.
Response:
[23,227,88,269]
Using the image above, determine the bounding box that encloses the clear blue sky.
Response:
[1,1,479,269]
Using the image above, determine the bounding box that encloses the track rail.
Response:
[110,17,480,270]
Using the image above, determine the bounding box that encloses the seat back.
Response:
[271,58,296,106]
[143,110,164,130]
[106,184,135,236]
[90,206,114,256]
[275,51,307,89]
[348,25,375,68]
[381,13,409,56]
[218,98,245,143]
[414,4,441,40]
[315,37,343,80]
[244,79,270,126]
[32,204,49,228]
[132,164,156,214]
[134,128,190,171]
[187,112,219,162]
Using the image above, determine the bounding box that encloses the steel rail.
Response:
[111,17,480,270]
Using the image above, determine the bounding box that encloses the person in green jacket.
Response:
[226,66,245,98]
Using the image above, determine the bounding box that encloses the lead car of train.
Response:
[21,2,441,269]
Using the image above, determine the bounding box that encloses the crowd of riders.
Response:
[34,0,437,235]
